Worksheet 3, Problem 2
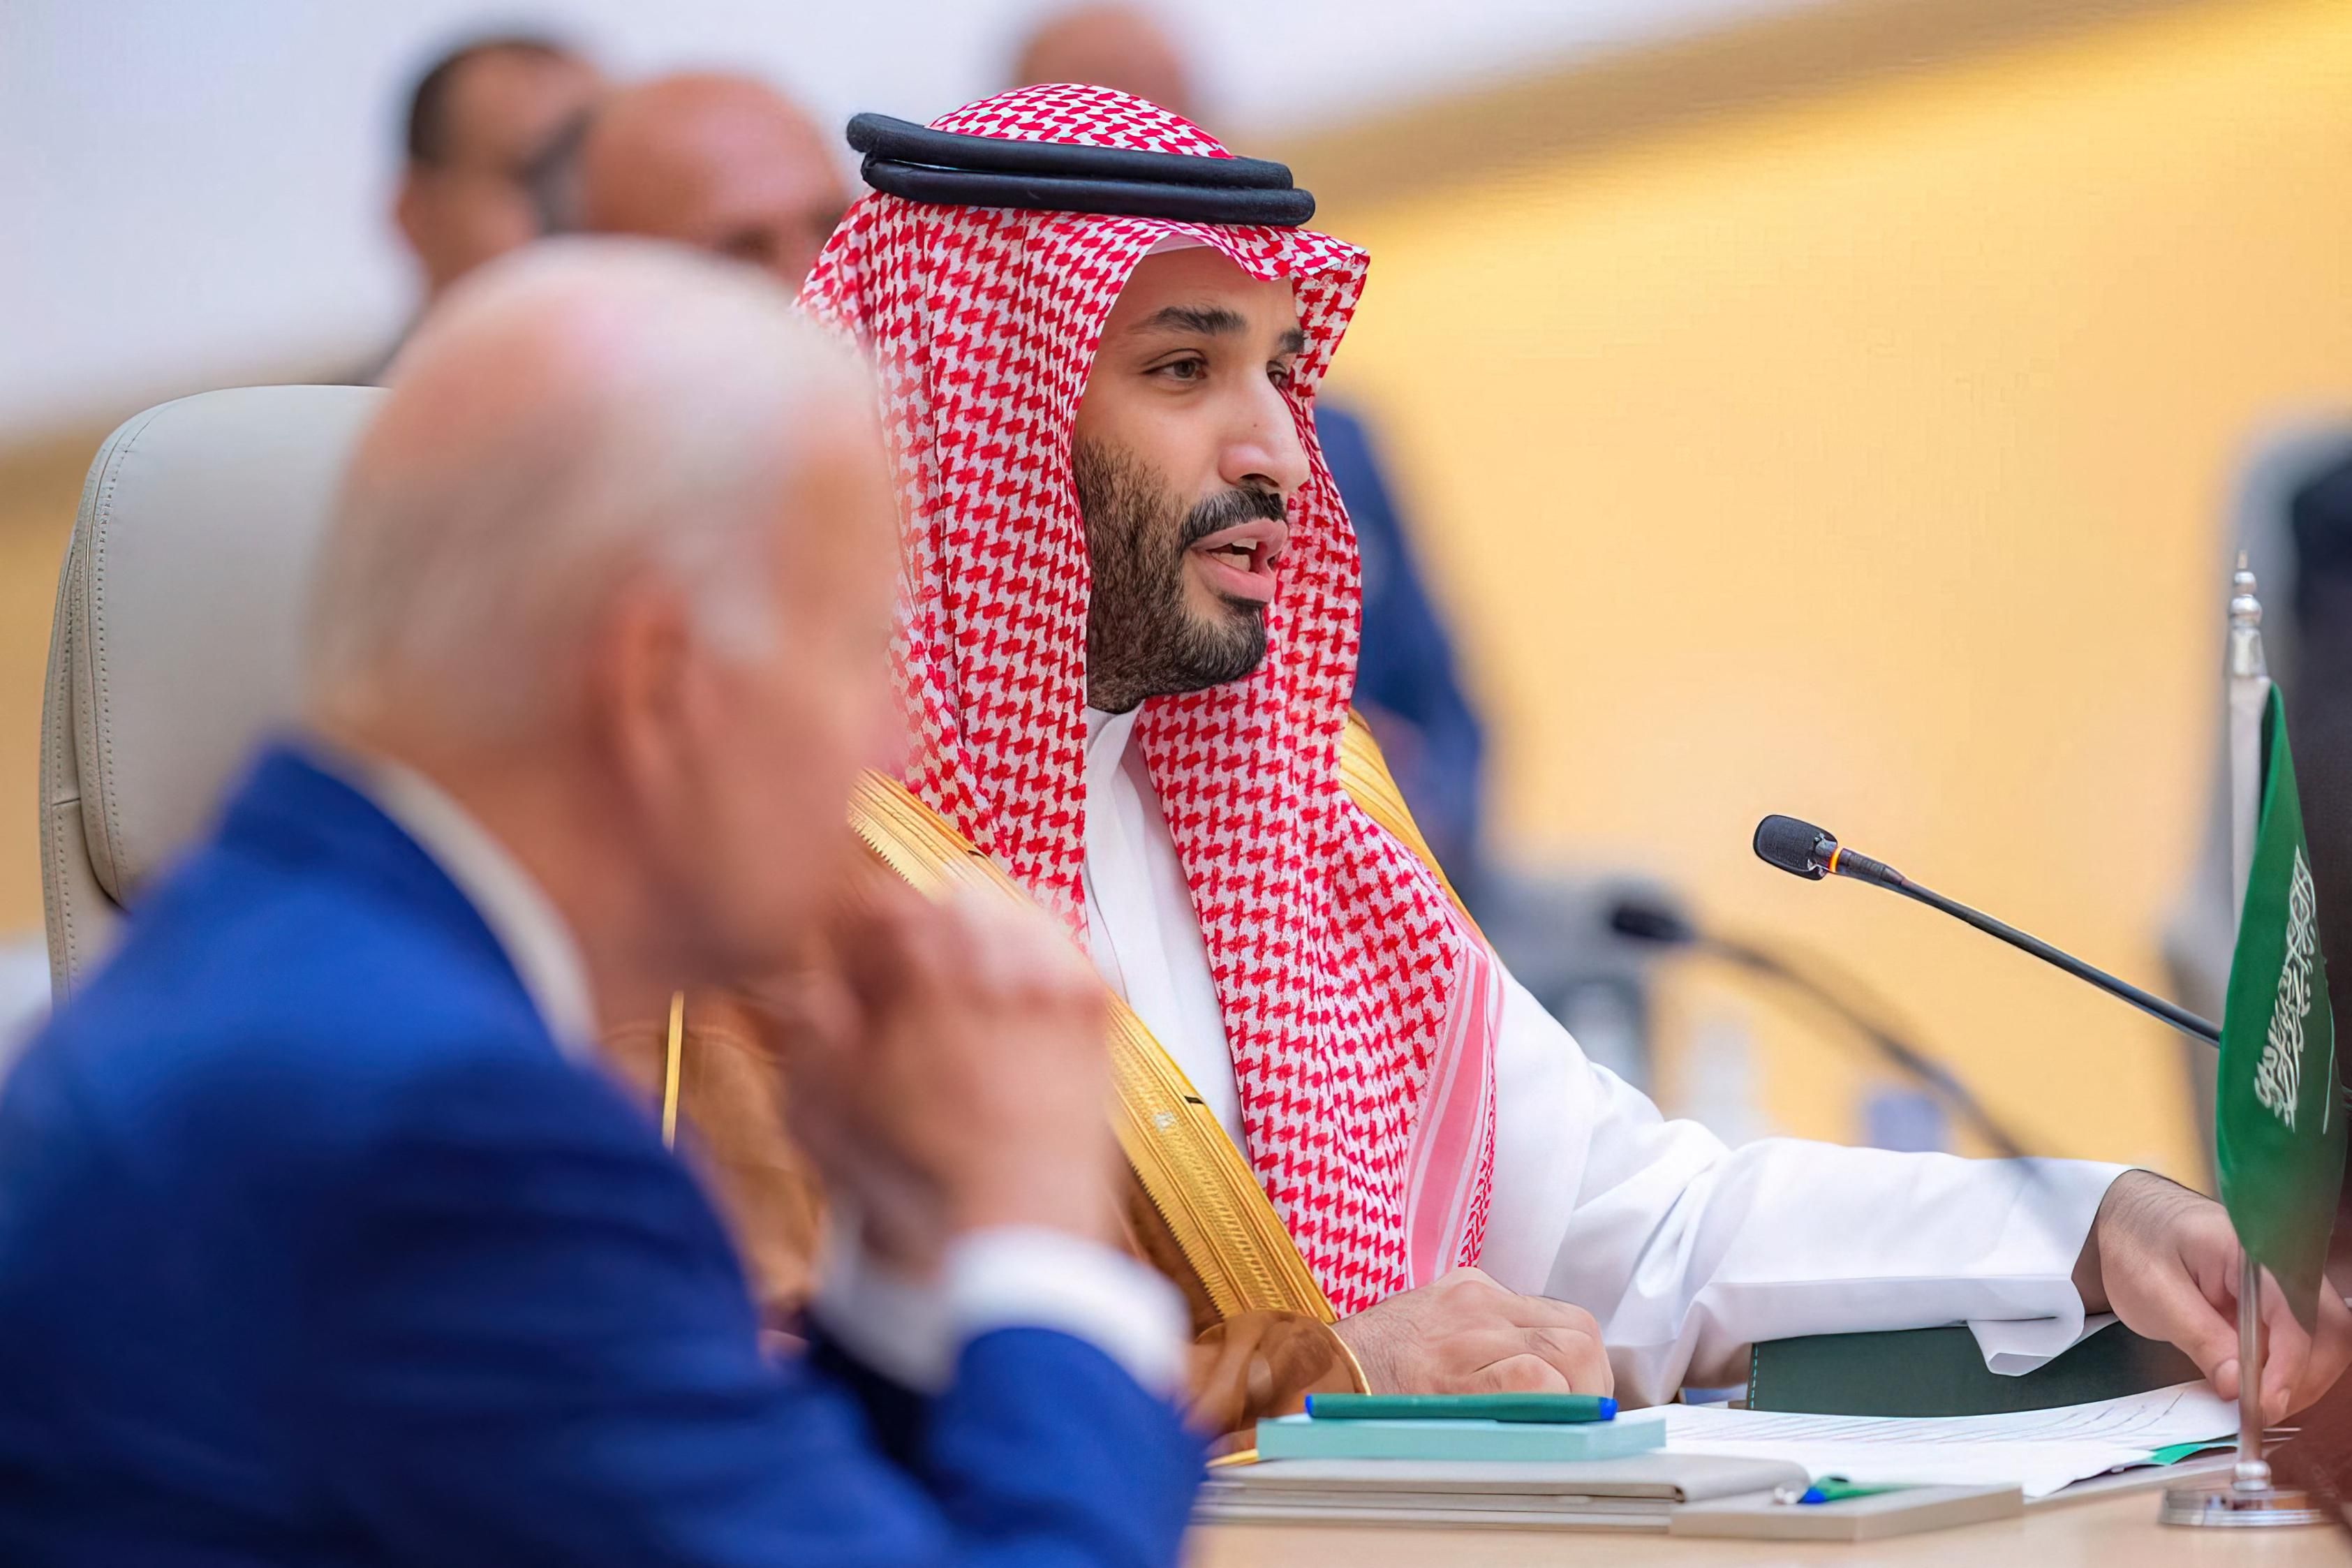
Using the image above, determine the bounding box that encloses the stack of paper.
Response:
[1661,1381,2237,1500]
[1201,1382,2236,1535]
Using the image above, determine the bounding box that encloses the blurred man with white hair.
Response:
[0,242,1201,1567]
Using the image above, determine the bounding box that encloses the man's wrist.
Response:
[1330,1306,1394,1392]
[2072,1171,2127,1315]
[2076,1169,2198,1315]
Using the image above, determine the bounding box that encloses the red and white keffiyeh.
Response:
[800,84,1500,1315]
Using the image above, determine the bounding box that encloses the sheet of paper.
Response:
[1657,1381,2235,1500]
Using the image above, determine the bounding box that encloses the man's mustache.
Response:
[1178,486,1286,549]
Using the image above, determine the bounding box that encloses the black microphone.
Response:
[1752,814,2221,1046]
[1608,893,2028,1158]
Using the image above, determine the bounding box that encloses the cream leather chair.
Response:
[40,385,386,999]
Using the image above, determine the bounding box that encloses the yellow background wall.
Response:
[0,446,82,944]
[1322,0,2352,1175]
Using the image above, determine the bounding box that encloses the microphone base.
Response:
[2158,1478,2334,1529]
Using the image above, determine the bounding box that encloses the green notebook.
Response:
[1255,1413,1665,1463]
[1747,1320,2199,1417]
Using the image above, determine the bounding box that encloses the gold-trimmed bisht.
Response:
[658,711,1466,1330]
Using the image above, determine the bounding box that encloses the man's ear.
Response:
[393,168,433,255]
[584,581,699,808]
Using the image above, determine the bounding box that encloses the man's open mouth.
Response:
[1187,518,1289,605]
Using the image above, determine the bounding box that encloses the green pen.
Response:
[1303,1393,1618,1423]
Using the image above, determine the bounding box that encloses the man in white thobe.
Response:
[799,82,2352,1414]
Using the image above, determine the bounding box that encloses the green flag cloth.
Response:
[2217,684,2345,1331]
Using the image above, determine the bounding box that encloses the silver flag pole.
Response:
[2161,559,2329,1527]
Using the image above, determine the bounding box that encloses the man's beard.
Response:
[1072,438,1281,715]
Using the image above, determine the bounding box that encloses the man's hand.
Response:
[761,878,1120,1272]
[1333,1268,1613,1396]
[2076,1169,2352,1422]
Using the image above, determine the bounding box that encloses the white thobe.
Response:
[1078,707,2123,1407]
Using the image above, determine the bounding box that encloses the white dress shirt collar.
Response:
[313,741,600,1058]
[1076,703,1248,1148]
[1083,704,1142,787]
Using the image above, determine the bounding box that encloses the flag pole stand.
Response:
[2159,1254,2328,1525]
[2161,561,2331,1528]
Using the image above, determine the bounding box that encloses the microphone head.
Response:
[1754,814,1835,880]
[1606,895,1696,947]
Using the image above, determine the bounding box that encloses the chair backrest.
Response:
[40,385,386,998]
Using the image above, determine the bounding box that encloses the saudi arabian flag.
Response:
[2217,684,2346,1330]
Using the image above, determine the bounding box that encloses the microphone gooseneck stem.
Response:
[1876,877,2221,1046]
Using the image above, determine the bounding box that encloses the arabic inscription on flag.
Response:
[2254,846,2319,1131]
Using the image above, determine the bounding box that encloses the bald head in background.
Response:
[575,73,849,290]
[1010,4,1197,123]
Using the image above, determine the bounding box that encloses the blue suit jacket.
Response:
[0,746,1202,1566]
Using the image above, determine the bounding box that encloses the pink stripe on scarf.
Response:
[1401,940,1501,1288]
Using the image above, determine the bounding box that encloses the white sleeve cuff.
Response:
[811,1218,1192,1398]
[947,1226,1192,1398]
[1964,1160,2128,1375]
[809,1217,955,1392]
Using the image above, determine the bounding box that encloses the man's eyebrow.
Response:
[1126,306,1309,357]
[1128,304,1247,337]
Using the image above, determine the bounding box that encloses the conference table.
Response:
[1194,1488,2352,1565]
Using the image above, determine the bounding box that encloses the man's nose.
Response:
[1220,382,1312,498]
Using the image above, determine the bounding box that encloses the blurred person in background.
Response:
[392,34,605,307]
[1009,1,1196,116]
[2166,427,2352,1174]
[2281,450,2352,996]
[0,242,1199,1567]
[2266,439,2352,1527]
[575,73,851,293]
[352,34,605,383]
[2167,429,2352,1510]
[1009,4,1490,892]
